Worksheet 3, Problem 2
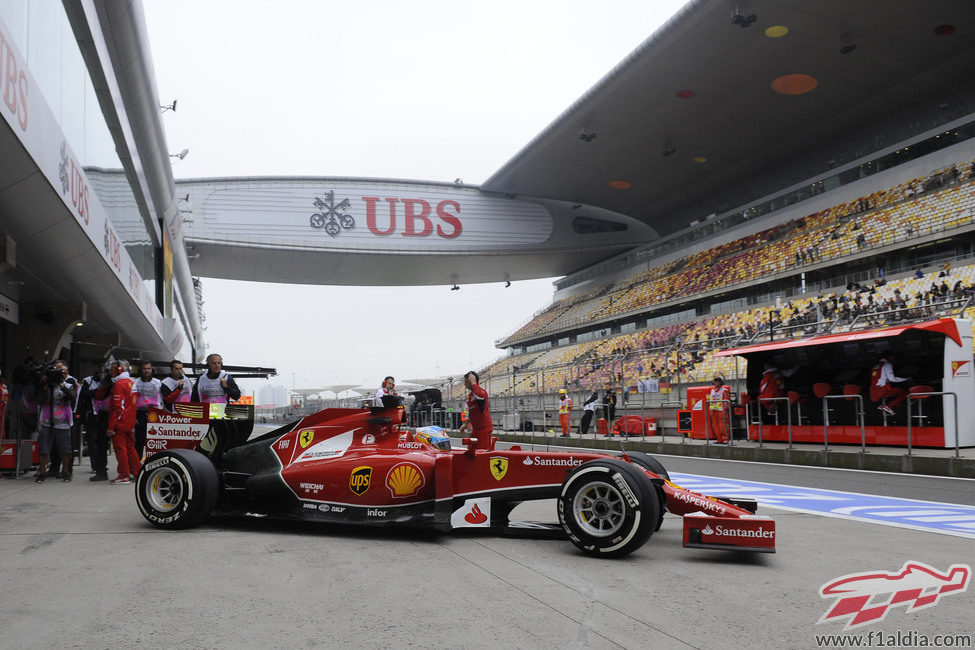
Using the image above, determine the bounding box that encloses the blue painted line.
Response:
[670,472,975,539]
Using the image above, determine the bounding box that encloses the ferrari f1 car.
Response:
[135,400,775,558]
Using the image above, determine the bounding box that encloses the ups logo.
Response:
[349,466,373,495]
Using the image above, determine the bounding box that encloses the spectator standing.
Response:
[106,360,140,484]
[34,360,77,482]
[579,390,599,436]
[160,360,194,411]
[557,389,573,437]
[190,354,242,405]
[132,361,162,458]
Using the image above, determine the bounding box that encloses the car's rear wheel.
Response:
[558,459,658,558]
[135,449,219,529]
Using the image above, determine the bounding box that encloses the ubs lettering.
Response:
[362,197,461,239]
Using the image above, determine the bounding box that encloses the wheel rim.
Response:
[572,480,627,537]
[145,467,184,511]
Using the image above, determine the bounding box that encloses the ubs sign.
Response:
[201,182,553,251]
[309,189,461,240]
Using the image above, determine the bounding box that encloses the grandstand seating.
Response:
[499,162,975,344]
[481,160,975,402]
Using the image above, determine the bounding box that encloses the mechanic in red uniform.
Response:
[707,376,731,444]
[459,371,492,449]
[106,360,140,484]
[757,362,783,413]
[870,351,910,415]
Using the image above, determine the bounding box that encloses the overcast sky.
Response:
[142,0,687,396]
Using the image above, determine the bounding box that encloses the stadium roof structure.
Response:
[482,0,975,237]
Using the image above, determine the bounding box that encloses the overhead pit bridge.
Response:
[176,177,656,286]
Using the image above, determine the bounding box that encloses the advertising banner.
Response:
[144,406,209,453]
[194,182,554,253]
[0,16,166,339]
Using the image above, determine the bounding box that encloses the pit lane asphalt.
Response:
[1,434,972,649]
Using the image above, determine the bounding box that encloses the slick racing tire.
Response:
[621,451,670,482]
[135,449,219,530]
[621,452,669,532]
[558,459,659,558]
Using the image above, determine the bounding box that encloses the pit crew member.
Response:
[459,371,492,447]
[106,360,140,484]
[374,376,397,406]
[870,351,910,415]
[132,361,162,458]
[190,354,241,404]
[160,359,194,411]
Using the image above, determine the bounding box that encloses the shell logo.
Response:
[386,462,425,498]
[148,411,158,423]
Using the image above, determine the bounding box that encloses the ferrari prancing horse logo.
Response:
[299,430,315,449]
[490,457,508,481]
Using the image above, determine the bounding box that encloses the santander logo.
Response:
[464,503,488,524]
[818,561,971,629]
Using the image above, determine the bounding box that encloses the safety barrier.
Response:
[906,391,959,458]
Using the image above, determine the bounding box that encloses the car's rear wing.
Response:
[145,404,255,461]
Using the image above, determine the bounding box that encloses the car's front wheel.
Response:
[558,459,658,558]
[135,449,219,529]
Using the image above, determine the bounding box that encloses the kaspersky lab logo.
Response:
[310,190,355,237]
[818,561,970,629]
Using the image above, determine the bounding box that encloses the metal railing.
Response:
[906,391,959,458]
[756,397,792,449]
[822,394,866,453]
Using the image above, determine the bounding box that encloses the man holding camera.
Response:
[35,360,77,482]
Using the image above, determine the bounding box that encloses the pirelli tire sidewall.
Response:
[620,451,669,532]
[135,449,219,530]
[558,459,658,558]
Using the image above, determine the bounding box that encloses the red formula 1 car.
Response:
[135,401,775,558]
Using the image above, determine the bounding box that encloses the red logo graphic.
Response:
[464,503,487,524]
[951,360,971,377]
[819,561,970,629]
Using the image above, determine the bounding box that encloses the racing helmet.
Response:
[414,427,451,451]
